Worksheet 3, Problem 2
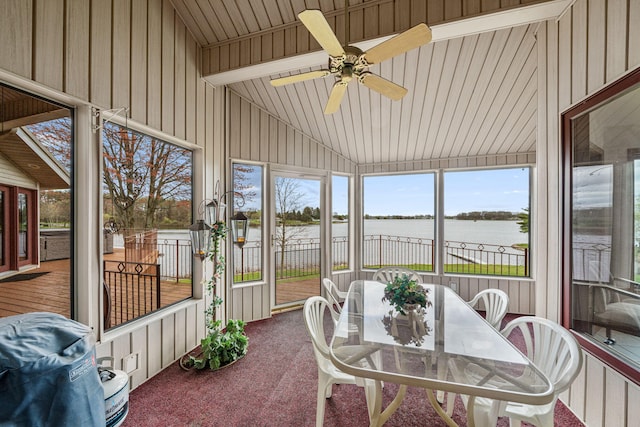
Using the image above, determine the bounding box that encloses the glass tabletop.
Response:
[330,280,554,405]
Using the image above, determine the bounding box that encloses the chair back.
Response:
[322,278,343,315]
[304,296,339,366]
[501,316,583,395]
[372,266,422,284]
[468,289,509,329]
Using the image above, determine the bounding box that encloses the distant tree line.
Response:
[450,211,519,221]
[363,214,434,220]
[278,206,321,223]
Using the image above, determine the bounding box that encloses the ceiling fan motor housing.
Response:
[328,45,366,80]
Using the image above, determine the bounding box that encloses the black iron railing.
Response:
[104,260,161,329]
[157,239,192,281]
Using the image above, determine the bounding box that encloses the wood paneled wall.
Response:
[228,91,356,174]
[538,0,640,425]
[202,0,552,77]
[0,0,217,391]
[0,0,207,142]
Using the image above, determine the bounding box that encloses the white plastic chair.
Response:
[303,296,365,427]
[468,288,510,329]
[372,266,422,283]
[454,316,583,427]
[322,278,347,315]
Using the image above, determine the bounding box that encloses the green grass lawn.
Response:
[232,263,529,284]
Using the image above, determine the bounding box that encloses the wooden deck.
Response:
[0,251,191,328]
[275,278,320,305]
[1,250,322,324]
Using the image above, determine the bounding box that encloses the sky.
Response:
[235,164,531,217]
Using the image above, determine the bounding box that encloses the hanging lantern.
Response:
[205,199,226,225]
[189,220,212,259]
[231,212,249,247]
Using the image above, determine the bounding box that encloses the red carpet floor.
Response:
[122,309,585,427]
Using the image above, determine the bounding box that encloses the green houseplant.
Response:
[181,221,248,371]
[382,275,431,315]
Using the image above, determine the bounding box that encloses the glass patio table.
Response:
[329,280,553,427]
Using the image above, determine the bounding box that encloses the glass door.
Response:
[271,173,323,307]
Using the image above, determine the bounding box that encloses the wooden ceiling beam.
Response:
[201,0,570,86]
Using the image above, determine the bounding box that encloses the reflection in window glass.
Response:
[17,193,27,261]
[362,173,435,272]
[232,163,263,284]
[444,168,530,277]
[567,76,640,372]
[332,175,349,271]
[0,190,4,267]
[102,123,193,328]
[0,88,72,320]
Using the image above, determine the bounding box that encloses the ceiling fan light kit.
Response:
[270,9,432,114]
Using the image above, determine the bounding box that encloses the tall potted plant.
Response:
[181,221,248,371]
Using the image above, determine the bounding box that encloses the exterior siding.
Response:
[0,0,216,392]
[538,0,640,425]
[0,154,38,189]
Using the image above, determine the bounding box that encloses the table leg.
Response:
[426,388,460,427]
[364,380,407,427]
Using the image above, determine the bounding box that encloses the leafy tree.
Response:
[517,208,529,233]
[40,190,71,227]
[274,177,309,279]
[102,123,192,230]
[26,118,72,172]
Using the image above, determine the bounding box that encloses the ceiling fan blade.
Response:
[298,10,344,57]
[359,73,407,101]
[270,70,331,87]
[363,23,432,65]
[324,81,348,114]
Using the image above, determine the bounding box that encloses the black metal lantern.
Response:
[189,219,212,259]
[231,212,249,247]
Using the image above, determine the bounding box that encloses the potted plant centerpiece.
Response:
[381,275,433,346]
[382,274,431,315]
[181,220,249,371]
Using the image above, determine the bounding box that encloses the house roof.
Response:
[172,0,573,165]
[0,127,70,190]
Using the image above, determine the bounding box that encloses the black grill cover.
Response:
[0,312,106,426]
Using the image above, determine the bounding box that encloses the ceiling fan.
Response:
[270,9,432,114]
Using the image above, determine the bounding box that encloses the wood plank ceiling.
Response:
[171,0,569,166]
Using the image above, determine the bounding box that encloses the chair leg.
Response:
[316,374,330,427]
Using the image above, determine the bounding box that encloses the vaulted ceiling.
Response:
[171,0,573,165]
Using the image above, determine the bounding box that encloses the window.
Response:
[232,163,263,284]
[332,175,350,271]
[444,168,530,277]
[0,85,73,320]
[563,67,640,380]
[102,122,193,329]
[362,173,435,272]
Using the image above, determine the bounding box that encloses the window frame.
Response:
[231,161,265,286]
[100,120,196,329]
[562,66,640,384]
[442,166,532,279]
[331,173,352,273]
[361,171,437,273]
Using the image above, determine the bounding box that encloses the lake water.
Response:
[115,219,527,247]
